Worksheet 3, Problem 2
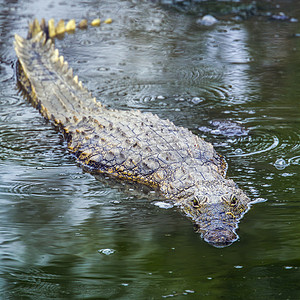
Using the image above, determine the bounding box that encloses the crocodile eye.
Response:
[230,195,238,207]
[192,198,200,208]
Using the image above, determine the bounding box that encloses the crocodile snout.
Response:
[203,228,238,248]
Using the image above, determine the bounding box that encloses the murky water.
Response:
[1,0,300,298]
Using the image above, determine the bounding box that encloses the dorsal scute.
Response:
[15,18,106,125]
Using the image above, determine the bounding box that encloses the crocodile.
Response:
[14,19,254,247]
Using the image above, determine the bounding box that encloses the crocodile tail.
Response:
[27,18,76,39]
[14,20,100,126]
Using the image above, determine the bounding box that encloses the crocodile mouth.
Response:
[202,228,238,248]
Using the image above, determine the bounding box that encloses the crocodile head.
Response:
[180,181,251,247]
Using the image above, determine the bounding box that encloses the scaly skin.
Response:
[14,20,253,247]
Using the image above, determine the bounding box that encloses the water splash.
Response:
[98,248,116,255]
[153,201,173,209]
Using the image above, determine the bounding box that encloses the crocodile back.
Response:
[14,31,227,199]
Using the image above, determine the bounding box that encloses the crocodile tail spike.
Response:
[28,18,45,39]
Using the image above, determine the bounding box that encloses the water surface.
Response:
[0,0,300,298]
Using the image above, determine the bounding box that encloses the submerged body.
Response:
[14,20,253,247]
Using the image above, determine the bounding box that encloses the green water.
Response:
[0,0,300,299]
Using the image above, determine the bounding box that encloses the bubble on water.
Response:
[98,248,115,255]
[234,148,244,155]
[162,294,176,298]
[191,97,203,104]
[111,200,121,204]
[153,201,173,209]
[234,265,243,269]
[274,158,289,170]
[281,173,294,177]
[196,15,218,26]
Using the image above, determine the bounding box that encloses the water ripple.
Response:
[232,134,280,157]
[178,65,224,84]
[288,155,300,165]
[0,59,14,83]
[0,181,46,198]
[5,267,62,297]
[227,126,300,171]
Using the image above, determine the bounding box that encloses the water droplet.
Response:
[143,96,151,102]
[111,200,121,204]
[234,148,243,155]
[49,187,61,191]
[234,265,243,269]
[191,97,203,104]
[274,158,289,170]
[121,283,129,286]
[281,173,294,177]
[185,290,195,294]
[196,15,218,26]
[97,67,109,71]
[98,248,115,255]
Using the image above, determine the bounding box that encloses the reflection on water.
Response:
[0,0,300,298]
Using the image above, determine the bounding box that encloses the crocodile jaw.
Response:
[201,224,239,248]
